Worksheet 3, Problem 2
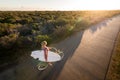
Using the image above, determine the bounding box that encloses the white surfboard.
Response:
[31,50,61,62]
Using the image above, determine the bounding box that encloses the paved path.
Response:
[57,15,120,80]
[0,15,120,80]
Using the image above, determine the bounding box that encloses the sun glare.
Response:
[0,0,120,10]
[62,0,120,10]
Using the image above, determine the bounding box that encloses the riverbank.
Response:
[106,31,120,80]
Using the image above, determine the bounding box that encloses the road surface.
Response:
[57,15,120,80]
[0,15,120,80]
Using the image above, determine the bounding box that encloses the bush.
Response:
[55,17,69,26]
[18,25,32,36]
[35,35,51,46]
[15,36,33,48]
[0,33,19,49]
[74,19,90,31]
[0,23,17,37]
[52,26,67,38]
[52,25,74,40]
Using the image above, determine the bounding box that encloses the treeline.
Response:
[0,11,120,51]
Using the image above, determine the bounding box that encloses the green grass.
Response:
[106,32,120,80]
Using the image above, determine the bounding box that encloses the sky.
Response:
[0,0,120,11]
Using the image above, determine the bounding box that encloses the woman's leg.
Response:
[45,52,48,61]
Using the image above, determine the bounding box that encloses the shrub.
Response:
[15,36,33,48]
[74,19,90,31]
[52,25,74,40]
[52,26,67,38]
[55,17,69,26]
[0,33,19,49]
[35,35,51,46]
[18,25,32,36]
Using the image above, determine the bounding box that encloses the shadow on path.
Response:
[38,31,84,80]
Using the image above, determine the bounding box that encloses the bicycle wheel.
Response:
[37,62,48,70]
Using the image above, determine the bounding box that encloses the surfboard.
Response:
[31,50,61,62]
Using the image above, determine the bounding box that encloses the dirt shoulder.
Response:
[106,31,120,80]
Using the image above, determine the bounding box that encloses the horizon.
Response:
[0,9,120,12]
[0,0,120,11]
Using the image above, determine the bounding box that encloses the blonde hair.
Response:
[41,41,47,46]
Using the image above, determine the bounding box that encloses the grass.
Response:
[106,32,120,80]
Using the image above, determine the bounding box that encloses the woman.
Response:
[41,41,52,66]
